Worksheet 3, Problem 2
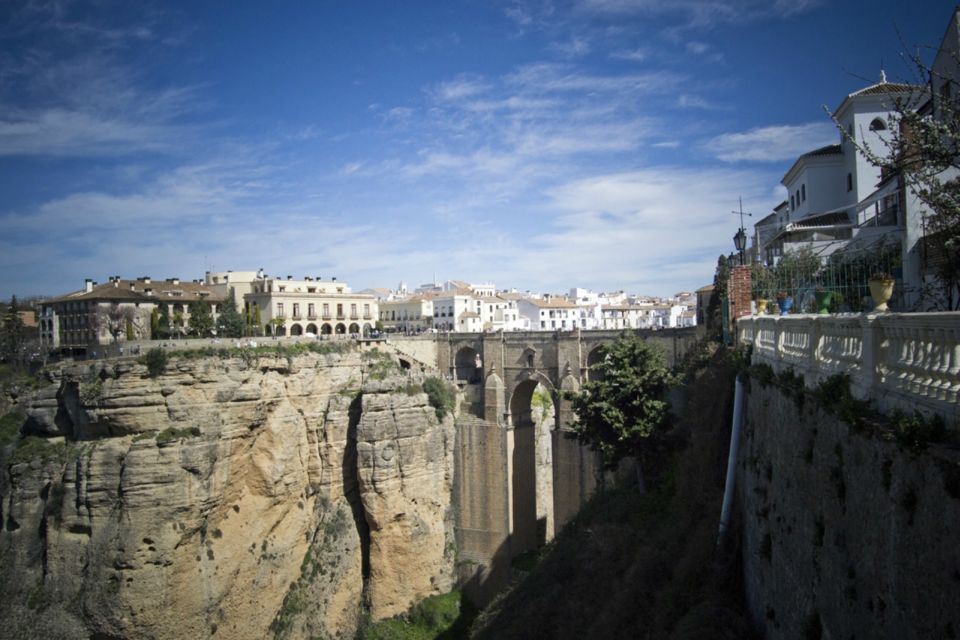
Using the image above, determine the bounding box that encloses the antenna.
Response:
[731,196,754,230]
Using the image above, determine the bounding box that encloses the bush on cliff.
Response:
[423,377,454,421]
[142,348,168,378]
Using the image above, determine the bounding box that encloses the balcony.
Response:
[291,315,302,321]
[322,313,332,320]
[307,315,318,321]
[350,313,359,320]
[363,313,372,320]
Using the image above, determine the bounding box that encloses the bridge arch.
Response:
[586,346,606,381]
[507,375,557,555]
[455,346,482,383]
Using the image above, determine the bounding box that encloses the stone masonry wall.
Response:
[738,380,960,640]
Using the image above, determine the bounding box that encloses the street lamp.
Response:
[730,196,753,266]
[733,228,747,265]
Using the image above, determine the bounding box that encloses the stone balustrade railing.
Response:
[737,312,960,425]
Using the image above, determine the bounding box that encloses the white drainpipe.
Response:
[718,373,745,544]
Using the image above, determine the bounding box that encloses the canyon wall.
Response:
[0,346,455,639]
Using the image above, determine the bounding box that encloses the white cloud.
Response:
[610,47,651,61]
[431,75,492,101]
[549,36,592,58]
[704,122,838,162]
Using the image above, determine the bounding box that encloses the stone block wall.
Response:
[738,381,960,639]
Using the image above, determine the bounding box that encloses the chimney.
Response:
[145,288,153,296]
[287,275,293,280]
[332,277,337,282]
[129,283,136,291]
[84,278,94,293]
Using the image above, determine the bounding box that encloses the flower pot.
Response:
[756,299,768,316]
[868,279,894,312]
[777,297,793,316]
[814,291,832,315]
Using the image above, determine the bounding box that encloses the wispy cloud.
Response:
[610,47,652,61]
[704,122,838,162]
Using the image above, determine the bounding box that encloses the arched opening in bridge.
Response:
[455,346,481,383]
[306,323,318,335]
[586,347,606,382]
[275,325,287,337]
[321,323,332,335]
[290,323,303,337]
[349,322,360,334]
[398,358,411,370]
[509,379,556,557]
[335,323,346,335]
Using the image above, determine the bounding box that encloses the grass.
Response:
[359,591,477,640]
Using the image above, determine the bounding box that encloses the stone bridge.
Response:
[426,327,700,603]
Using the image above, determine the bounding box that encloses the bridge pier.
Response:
[443,328,700,605]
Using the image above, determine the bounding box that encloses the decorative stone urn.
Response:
[868,278,894,312]
[756,299,768,316]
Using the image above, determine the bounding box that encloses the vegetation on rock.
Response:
[423,377,454,421]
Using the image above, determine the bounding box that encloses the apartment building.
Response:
[244,276,377,336]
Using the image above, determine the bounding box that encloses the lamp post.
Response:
[731,197,753,266]
[733,228,747,266]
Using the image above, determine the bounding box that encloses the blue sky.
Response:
[0,0,955,299]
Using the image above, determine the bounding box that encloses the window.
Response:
[847,173,853,192]
[278,286,285,292]
[323,303,330,317]
[337,303,343,318]
[308,303,315,318]
[790,194,795,210]
[869,118,887,131]
[364,303,370,317]
[801,184,806,201]
[292,303,300,318]
[277,303,284,316]
[351,303,357,318]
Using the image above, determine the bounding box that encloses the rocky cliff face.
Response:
[0,347,455,640]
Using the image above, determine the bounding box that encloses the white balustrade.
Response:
[737,312,960,425]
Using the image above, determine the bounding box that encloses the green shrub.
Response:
[155,426,202,444]
[0,411,24,448]
[359,591,475,640]
[423,377,454,421]
[888,410,946,450]
[142,348,169,377]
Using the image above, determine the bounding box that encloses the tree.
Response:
[187,300,214,337]
[171,310,185,339]
[565,334,678,489]
[252,306,262,337]
[705,254,730,338]
[1,295,26,363]
[216,289,245,339]
[150,307,160,339]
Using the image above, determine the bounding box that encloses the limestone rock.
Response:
[0,349,455,639]
[356,375,456,620]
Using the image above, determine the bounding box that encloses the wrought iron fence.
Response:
[751,238,902,313]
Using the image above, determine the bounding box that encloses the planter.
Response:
[868,279,894,312]
[814,290,832,315]
[777,297,793,316]
[756,299,768,316]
